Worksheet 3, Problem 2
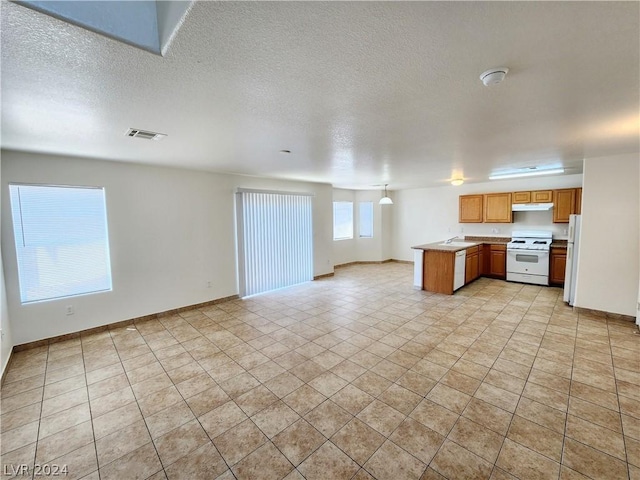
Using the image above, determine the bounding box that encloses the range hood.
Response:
[512,203,554,212]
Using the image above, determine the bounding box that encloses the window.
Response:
[359,202,374,238]
[9,184,112,304]
[236,190,313,297]
[333,201,353,240]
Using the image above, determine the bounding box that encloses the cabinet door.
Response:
[478,248,485,277]
[489,248,506,279]
[550,250,567,285]
[575,188,582,214]
[553,189,576,223]
[459,195,484,223]
[532,190,553,203]
[513,191,531,204]
[465,252,478,284]
[484,193,513,223]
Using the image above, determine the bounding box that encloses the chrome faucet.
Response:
[444,236,458,244]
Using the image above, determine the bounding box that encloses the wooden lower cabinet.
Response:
[465,246,481,285]
[487,244,507,279]
[423,250,456,295]
[550,247,567,286]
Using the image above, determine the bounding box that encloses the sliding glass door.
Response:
[236,189,313,297]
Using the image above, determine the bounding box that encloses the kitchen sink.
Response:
[439,241,478,247]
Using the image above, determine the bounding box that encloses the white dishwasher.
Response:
[453,249,466,291]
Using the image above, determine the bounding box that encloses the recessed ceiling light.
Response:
[451,179,464,186]
[489,168,565,180]
[279,150,291,154]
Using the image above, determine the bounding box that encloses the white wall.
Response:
[332,189,394,265]
[1,150,333,345]
[0,157,14,377]
[575,153,639,317]
[391,174,584,261]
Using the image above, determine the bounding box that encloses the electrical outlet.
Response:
[66,305,74,315]
[206,281,212,288]
[563,229,568,235]
[459,227,464,233]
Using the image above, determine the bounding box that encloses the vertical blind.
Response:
[237,190,313,297]
[9,184,112,303]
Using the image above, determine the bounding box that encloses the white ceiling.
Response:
[1,1,638,189]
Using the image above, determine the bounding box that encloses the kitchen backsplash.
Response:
[456,210,570,239]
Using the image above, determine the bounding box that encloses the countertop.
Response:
[412,236,510,252]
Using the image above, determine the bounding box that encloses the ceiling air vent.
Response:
[125,128,167,141]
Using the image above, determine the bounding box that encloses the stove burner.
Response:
[533,241,548,244]
[511,240,525,243]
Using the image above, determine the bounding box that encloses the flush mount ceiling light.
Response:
[480,67,509,86]
[489,167,565,180]
[379,184,393,205]
[451,179,464,186]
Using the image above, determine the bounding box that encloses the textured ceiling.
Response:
[1,1,639,189]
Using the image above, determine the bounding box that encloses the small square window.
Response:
[9,184,113,304]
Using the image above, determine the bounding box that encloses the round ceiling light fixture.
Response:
[451,179,464,186]
[480,67,509,86]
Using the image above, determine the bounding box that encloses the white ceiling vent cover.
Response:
[126,128,167,140]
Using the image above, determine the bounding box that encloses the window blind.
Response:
[333,201,353,240]
[359,201,374,238]
[237,191,313,297]
[9,184,112,304]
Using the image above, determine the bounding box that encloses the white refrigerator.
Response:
[563,214,581,305]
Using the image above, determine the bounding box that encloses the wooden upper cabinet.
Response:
[484,193,513,223]
[459,195,484,223]
[513,191,531,204]
[532,190,553,203]
[553,189,576,223]
[513,190,552,204]
[575,188,582,214]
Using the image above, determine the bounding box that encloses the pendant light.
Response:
[379,184,393,205]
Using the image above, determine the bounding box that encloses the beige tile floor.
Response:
[1,263,639,480]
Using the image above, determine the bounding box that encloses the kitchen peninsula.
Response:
[413,237,510,294]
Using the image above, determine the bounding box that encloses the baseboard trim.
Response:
[313,272,335,280]
[12,294,240,354]
[1,349,15,387]
[574,306,636,323]
[334,259,395,268]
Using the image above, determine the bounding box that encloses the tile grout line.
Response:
[605,314,632,479]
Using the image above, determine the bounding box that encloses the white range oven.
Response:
[506,231,552,286]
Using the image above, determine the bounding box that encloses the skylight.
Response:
[16,0,192,56]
